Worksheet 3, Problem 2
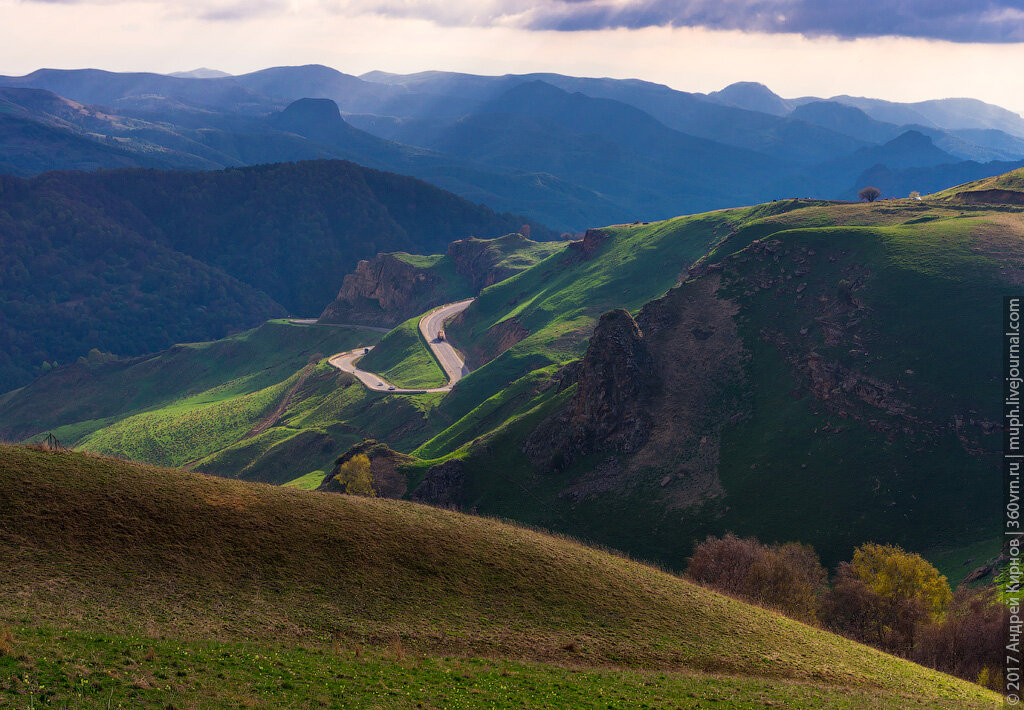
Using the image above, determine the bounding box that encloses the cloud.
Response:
[20,0,288,21]
[331,0,1024,43]
[15,0,1024,41]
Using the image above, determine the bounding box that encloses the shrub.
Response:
[858,186,882,202]
[913,585,1007,689]
[687,534,827,623]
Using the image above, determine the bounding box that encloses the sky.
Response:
[2,0,1023,112]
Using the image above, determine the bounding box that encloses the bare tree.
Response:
[858,186,882,202]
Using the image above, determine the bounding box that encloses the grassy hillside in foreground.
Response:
[0,446,996,708]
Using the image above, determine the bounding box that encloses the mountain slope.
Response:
[0,67,270,113]
[3,184,1019,583]
[0,160,545,391]
[395,80,786,222]
[0,445,996,708]
[382,194,1019,570]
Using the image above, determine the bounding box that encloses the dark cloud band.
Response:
[523,0,1024,43]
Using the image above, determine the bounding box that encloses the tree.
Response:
[333,454,376,497]
[858,186,882,202]
[520,224,531,238]
[823,543,951,653]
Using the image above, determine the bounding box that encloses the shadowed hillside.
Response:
[0,160,546,390]
[0,445,996,707]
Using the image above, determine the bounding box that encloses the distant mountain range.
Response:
[1,65,1022,229]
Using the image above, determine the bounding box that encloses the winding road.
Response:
[326,299,474,394]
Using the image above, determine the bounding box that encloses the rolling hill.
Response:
[0,444,996,708]
[5,177,1018,577]
[393,190,1017,569]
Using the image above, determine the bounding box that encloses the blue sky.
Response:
[1,0,1022,111]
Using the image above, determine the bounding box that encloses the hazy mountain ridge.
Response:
[1,66,1022,229]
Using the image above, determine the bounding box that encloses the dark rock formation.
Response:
[410,459,465,508]
[318,253,450,328]
[525,308,657,470]
[956,188,1024,205]
[318,233,559,328]
[565,228,608,261]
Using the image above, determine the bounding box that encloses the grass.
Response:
[924,536,1004,587]
[0,320,446,484]
[0,445,997,708]
[933,166,1024,196]
[392,198,1022,568]
[282,469,327,490]
[0,628,993,709]
[0,320,373,445]
[357,314,448,389]
[77,374,296,467]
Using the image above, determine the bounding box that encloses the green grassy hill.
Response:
[381,195,1020,568]
[3,187,1020,576]
[356,314,448,389]
[0,320,397,481]
[0,445,995,708]
[934,165,1024,197]
[443,202,819,415]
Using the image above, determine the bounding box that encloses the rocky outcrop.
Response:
[525,275,746,509]
[525,309,657,470]
[410,459,465,508]
[447,234,543,291]
[565,228,608,262]
[318,233,562,328]
[318,254,450,328]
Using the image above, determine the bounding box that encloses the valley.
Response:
[5,175,1017,569]
[0,59,1020,706]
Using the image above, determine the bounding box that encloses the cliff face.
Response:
[525,308,658,470]
[318,253,452,328]
[525,275,746,508]
[318,234,564,328]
